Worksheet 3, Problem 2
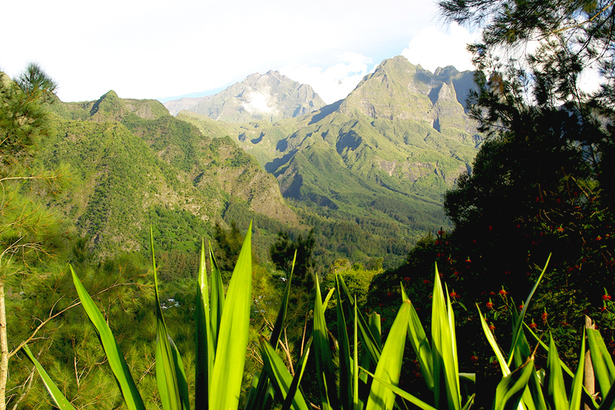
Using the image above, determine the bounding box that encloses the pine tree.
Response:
[0,64,62,409]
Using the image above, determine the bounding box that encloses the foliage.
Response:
[270,229,315,290]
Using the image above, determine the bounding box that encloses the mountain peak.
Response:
[164,71,325,121]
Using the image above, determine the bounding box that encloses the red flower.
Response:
[529,322,537,329]
[471,355,479,362]
[603,294,612,301]
[541,311,548,324]
[499,289,508,296]
[489,324,496,331]
[404,277,411,282]
[450,291,458,299]
[486,301,493,310]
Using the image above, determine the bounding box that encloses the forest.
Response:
[1,0,615,408]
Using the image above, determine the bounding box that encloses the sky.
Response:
[1,0,480,105]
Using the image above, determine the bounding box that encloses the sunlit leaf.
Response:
[209,222,253,410]
[71,266,145,410]
[22,344,77,410]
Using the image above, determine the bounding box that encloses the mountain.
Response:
[164,70,326,121]
[41,90,298,257]
[178,56,481,266]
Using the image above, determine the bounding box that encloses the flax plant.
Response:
[22,232,615,410]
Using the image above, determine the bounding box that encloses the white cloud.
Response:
[402,23,479,73]
[242,91,277,114]
[280,53,372,104]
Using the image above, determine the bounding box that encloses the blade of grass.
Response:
[209,222,253,410]
[22,344,77,410]
[70,266,145,410]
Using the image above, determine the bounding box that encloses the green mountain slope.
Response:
[178,56,481,267]
[40,91,297,257]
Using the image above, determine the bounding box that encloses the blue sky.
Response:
[2,0,479,104]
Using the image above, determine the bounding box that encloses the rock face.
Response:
[164,71,326,121]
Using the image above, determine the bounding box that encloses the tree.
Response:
[435,0,615,338]
[270,229,315,290]
[0,64,62,409]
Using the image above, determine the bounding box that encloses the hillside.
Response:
[40,91,298,257]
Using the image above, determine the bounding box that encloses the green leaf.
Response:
[588,328,615,397]
[402,283,434,391]
[151,229,189,410]
[338,274,382,366]
[209,222,253,410]
[281,337,313,410]
[353,299,361,410]
[336,275,353,410]
[477,306,511,376]
[313,275,339,409]
[569,329,586,410]
[209,241,225,346]
[195,240,214,409]
[365,299,411,410]
[494,358,535,410]
[431,265,461,410]
[259,337,310,410]
[245,252,295,410]
[545,335,569,410]
[508,255,551,368]
[22,344,77,410]
[362,367,437,410]
[70,266,145,410]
